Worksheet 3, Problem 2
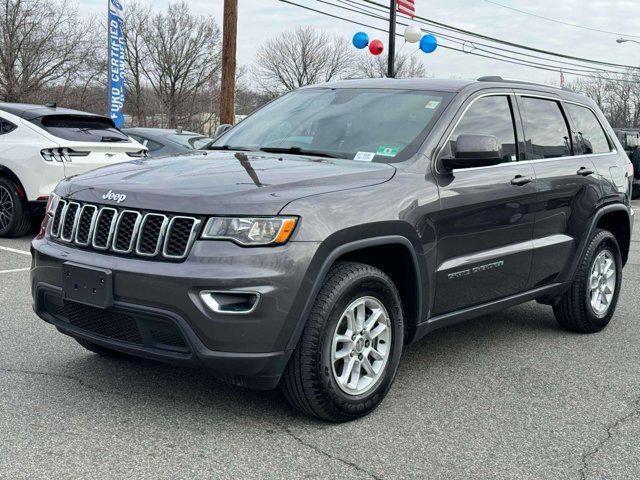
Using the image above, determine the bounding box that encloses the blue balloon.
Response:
[352,32,369,49]
[420,34,438,54]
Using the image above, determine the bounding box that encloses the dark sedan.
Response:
[123,128,213,158]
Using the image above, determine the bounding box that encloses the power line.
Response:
[484,0,640,39]
[314,0,640,80]
[278,0,640,83]
[333,0,638,77]
[360,0,640,71]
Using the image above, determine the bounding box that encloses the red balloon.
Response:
[369,39,384,55]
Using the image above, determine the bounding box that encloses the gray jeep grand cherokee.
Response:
[31,78,634,422]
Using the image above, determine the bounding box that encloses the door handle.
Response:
[511,175,533,186]
[577,167,594,176]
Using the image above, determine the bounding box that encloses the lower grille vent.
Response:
[64,301,144,345]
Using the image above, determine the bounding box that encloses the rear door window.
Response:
[520,97,572,159]
[565,103,611,155]
[35,115,130,143]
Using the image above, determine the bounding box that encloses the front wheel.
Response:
[282,261,404,422]
[553,229,622,333]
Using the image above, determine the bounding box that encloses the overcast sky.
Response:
[81,0,640,85]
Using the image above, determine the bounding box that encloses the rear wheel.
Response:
[553,229,622,333]
[282,261,404,422]
[0,177,31,238]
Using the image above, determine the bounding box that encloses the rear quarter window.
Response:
[35,115,130,143]
[0,118,17,135]
[565,103,611,155]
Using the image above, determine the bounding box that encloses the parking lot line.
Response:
[0,246,31,257]
[0,268,30,274]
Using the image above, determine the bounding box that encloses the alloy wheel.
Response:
[330,296,391,396]
[0,185,14,231]
[588,249,616,317]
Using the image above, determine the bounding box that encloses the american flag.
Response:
[397,0,415,18]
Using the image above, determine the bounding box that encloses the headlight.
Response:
[202,217,298,246]
[46,192,60,216]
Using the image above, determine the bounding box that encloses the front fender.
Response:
[280,229,426,352]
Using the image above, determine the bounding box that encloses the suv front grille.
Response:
[50,200,201,261]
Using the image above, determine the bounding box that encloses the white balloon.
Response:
[404,25,422,43]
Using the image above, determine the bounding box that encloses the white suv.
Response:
[0,103,146,237]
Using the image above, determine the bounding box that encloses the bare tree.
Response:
[139,1,221,129]
[0,0,94,102]
[253,26,355,94]
[570,70,640,128]
[355,52,427,79]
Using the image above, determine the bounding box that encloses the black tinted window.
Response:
[0,118,17,135]
[129,134,163,152]
[440,95,517,164]
[566,103,610,155]
[521,97,571,159]
[37,115,129,143]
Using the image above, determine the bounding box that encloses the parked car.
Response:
[0,103,146,237]
[32,77,633,422]
[613,128,640,198]
[123,128,213,157]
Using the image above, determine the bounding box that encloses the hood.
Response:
[57,151,396,215]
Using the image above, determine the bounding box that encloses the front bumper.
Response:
[31,237,321,389]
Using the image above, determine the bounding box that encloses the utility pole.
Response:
[220,0,238,126]
[388,0,397,78]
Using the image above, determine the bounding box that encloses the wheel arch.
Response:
[283,233,426,352]
[561,203,632,284]
[0,165,27,199]
[595,207,631,266]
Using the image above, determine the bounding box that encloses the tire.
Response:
[282,261,404,422]
[553,229,623,333]
[0,177,31,238]
[75,337,130,359]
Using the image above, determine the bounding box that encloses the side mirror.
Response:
[441,134,503,171]
[214,124,233,138]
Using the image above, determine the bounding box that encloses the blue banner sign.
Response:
[108,0,126,127]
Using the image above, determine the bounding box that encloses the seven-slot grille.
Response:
[50,199,201,260]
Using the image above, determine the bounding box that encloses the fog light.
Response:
[200,291,260,314]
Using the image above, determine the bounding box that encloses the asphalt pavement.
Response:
[1,202,640,479]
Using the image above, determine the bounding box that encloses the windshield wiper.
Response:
[207,144,257,152]
[258,146,343,159]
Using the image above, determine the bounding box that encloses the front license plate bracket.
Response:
[62,262,114,309]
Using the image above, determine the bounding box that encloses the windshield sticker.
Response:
[376,145,400,157]
[354,151,376,162]
[425,100,441,109]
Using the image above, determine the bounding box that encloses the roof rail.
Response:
[476,76,564,90]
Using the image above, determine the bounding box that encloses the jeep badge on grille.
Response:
[102,190,127,204]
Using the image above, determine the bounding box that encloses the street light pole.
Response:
[388,0,397,78]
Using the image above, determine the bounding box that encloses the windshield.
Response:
[212,88,452,162]
[167,133,212,150]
